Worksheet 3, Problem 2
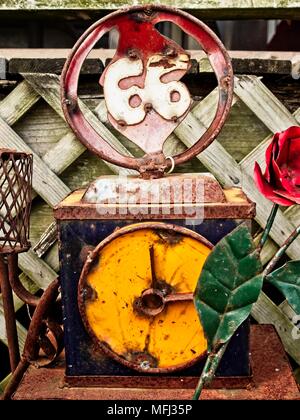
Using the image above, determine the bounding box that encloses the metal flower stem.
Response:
[264,223,300,276]
[258,203,279,252]
[192,341,229,400]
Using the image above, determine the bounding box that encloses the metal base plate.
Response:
[11,326,300,400]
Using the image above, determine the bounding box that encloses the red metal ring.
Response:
[61,5,233,172]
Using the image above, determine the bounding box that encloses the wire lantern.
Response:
[0,149,33,254]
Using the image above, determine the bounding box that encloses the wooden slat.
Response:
[279,301,298,323]
[42,131,86,175]
[238,82,300,256]
[172,87,300,263]
[0,117,70,206]
[0,374,12,394]
[10,58,103,76]
[1,1,300,19]
[18,250,57,290]
[23,73,136,176]
[0,80,40,126]
[240,107,300,263]
[0,79,69,291]
[0,308,27,351]
[0,57,6,80]
[252,293,300,365]
[0,273,39,312]
[13,101,69,156]
[234,75,299,133]
[24,74,300,268]
[1,49,299,76]
[33,221,57,258]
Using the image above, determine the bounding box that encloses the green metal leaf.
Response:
[194,224,263,352]
[266,260,300,315]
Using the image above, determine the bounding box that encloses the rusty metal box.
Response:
[55,176,255,388]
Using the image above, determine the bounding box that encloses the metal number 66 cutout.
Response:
[104,54,191,128]
[61,5,233,177]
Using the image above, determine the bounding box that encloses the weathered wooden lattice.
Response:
[0,50,300,388]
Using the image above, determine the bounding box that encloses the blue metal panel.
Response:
[58,218,250,377]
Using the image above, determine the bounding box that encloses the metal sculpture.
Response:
[8,5,300,400]
[0,149,32,372]
[1,150,63,399]
[61,5,233,178]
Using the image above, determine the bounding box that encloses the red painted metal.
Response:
[61,5,233,178]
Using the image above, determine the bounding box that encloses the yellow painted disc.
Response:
[78,223,211,373]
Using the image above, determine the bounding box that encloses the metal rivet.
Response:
[165,47,177,57]
[144,103,152,112]
[140,360,150,370]
[127,49,139,60]
[117,120,126,127]
[144,8,153,16]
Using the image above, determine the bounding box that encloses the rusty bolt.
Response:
[127,48,140,60]
[143,7,153,16]
[144,103,152,113]
[63,97,77,112]
[165,47,177,58]
[81,285,97,302]
[220,75,231,89]
[117,119,126,127]
[140,360,151,370]
[80,245,95,263]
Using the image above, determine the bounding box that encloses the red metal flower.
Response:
[254,126,300,206]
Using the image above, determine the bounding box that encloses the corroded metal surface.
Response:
[10,326,300,400]
[61,5,233,178]
[82,173,226,204]
[3,279,63,400]
[57,218,251,379]
[7,253,40,306]
[65,371,252,390]
[54,187,255,220]
[78,222,212,373]
[0,255,20,372]
[0,148,33,374]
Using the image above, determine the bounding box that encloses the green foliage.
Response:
[194,224,263,351]
[266,260,300,315]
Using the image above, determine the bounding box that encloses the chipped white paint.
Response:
[104,54,191,126]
